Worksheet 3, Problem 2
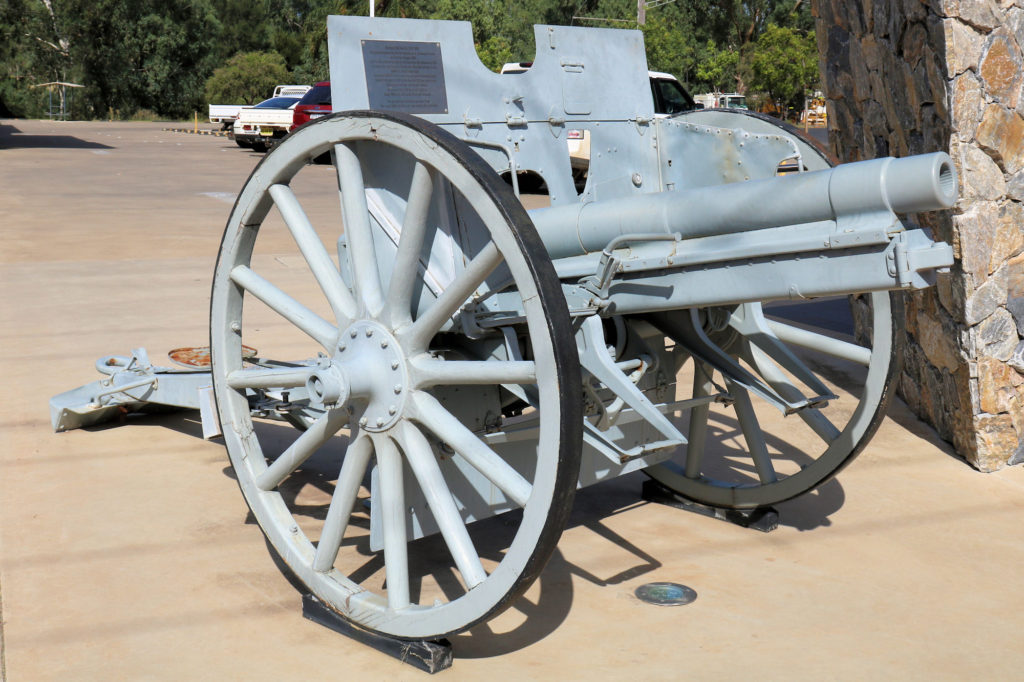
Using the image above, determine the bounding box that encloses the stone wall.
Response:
[813,0,1024,470]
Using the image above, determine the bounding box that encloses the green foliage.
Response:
[694,40,739,92]
[431,0,546,70]
[58,0,221,118]
[0,0,821,119]
[0,0,73,117]
[205,51,291,104]
[747,23,818,112]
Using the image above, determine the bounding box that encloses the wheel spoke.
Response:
[410,355,536,389]
[373,434,410,610]
[410,390,531,507]
[746,344,841,444]
[334,142,384,315]
[384,161,434,327]
[766,319,872,366]
[398,422,487,589]
[684,363,714,479]
[255,408,349,491]
[229,265,337,350]
[269,183,358,326]
[404,241,502,352]
[728,380,778,485]
[227,366,312,390]
[313,435,373,572]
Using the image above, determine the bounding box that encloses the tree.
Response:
[0,0,73,117]
[204,51,291,104]
[694,40,739,92]
[747,23,818,114]
[59,0,220,118]
[428,0,551,70]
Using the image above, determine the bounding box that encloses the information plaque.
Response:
[362,40,448,114]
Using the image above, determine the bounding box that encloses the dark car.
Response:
[290,82,332,131]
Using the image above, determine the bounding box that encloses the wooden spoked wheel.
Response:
[210,111,581,639]
[645,110,901,509]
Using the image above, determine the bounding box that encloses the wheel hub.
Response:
[307,320,409,432]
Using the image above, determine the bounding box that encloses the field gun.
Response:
[52,16,956,646]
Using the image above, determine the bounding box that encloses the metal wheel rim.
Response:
[210,111,581,639]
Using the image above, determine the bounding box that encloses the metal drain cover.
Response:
[634,582,697,606]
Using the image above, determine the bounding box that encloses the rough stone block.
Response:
[972,413,1020,470]
[989,202,1024,272]
[850,38,872,102]
[1008,171,1024,201]
[1009,339,1024,372]
[1007,253,1024,297]
[900,370,923,414]
[902,22,929,68]
[901,0,926,25]
[1008,7,1024,48]
[960,143,1008,199]
[977,306,1021,360]
[945,0,1001,31]
[951,70,985,138]
[979,29,1024,109]
[975,104,1024,174]
[964,265,1009,323]
[944,19,985,76]
[937,270,956,313]
[1008,297,1024,333]
[916,305,964,370]
[862,35,883,72]
[953,203,998,278]
[978,356,1022,412]
[924,48,951,121]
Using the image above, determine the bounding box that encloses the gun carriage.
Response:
[53,17,957,643]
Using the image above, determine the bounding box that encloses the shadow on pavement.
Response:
[0,121,113,149]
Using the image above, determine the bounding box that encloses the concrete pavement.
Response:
[2,119,1023,680]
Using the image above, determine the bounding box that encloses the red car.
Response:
[290,81,331,131]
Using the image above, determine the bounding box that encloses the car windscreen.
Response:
[254,97,300,108]
[652,79,696,115]
[298,84,332,106]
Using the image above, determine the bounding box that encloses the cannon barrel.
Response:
[531,152,958,260]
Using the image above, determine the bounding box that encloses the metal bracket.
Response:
[581,232,681,298]
[728,303,837,407]
[641,479,779,532]
[576,316,687,450]
[302,595,453,673]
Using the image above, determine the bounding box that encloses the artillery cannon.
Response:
[52,17,956,646]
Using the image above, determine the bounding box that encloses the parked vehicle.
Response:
[231,96,302,152]
[290,82,332,131]
[273,85,312,98]
[801,91,827,126]
[694,92,748,110]
[208,104,245,130]
[208,85,311,131]
[649,71,699,114]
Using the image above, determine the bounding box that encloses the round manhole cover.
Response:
[634,582,697,606]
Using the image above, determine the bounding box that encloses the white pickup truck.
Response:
[209,104,244,129]
[231,95,303,152]
[208,85,311,130]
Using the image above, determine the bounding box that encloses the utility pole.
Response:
[637,0,646,25]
